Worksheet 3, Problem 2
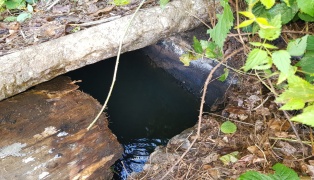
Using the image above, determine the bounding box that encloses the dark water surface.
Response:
[66,50,200,179]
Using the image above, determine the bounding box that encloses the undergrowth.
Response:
[180,0,314,178]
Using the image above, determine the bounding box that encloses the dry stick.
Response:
[235,0,247,53]
[87,0,146,130]
[160,47,244,180]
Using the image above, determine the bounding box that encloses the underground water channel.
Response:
[66,49,210,179]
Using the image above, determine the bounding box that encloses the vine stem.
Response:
[87,0,146,130]
[160,47,244,180]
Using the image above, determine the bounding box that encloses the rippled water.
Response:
[66,50,202,179]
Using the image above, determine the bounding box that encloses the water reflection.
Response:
[114,138,166,179]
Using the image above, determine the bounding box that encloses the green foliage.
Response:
[238,0,314,126]
[218,68,229,82]
[238,163,299,180]
[207,0,234,48]
[193,36,203,54]
[296,0,314,17]
[111,0,130,6]
[220,121,237,134]
[219,151,238,165]
[5,0,25,9]
[159,0,169,9]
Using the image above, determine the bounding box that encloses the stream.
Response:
[66,50,202,179]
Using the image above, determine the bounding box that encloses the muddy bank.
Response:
[0,76,122,179]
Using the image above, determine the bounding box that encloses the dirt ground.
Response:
[1,0,314,179]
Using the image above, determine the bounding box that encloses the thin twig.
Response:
[282,110,306,157]
[160,47,244,180]
[46,0,60,11]
[87,0,146,130]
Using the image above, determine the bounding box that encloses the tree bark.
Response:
[0,76,123,180]
[0,0,212,101]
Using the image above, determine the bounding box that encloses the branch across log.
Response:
[0,0,212,101]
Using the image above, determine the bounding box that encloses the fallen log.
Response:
[0,0,212,101]
[0,76,122,179]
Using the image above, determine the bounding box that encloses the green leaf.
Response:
[239,11,255,19]
[272,50,291,74]
[276,75,314,108]
[280,99,305,110]
[291,105,314,126]
[267,1,299,24]
[27,4,33,12]
[271,163,299,180]
[219,151,238,165]
[250,42,278,49]
[283,0,290,6]
[239,163,299,180]
[236,19,254,28]
[25,0,38,4]
[297,0,314,17]
[112,0,130,6]
[298,12,314,22]
[239,171,273,180]
[260,0,275,9]
[4,16,17,22]
[218,68,229,82]
[207,0,234,48]
[259,14,282,40]
[243,49,269,71]
[277,66,296,84]
[5,0,25,9]
[179,53,198,66]
[193,36,203,54]
[16,12,32,22]
[296,35,314,82]
[287,35,308,56]
[159,0,169,8]
[220,121,237,134]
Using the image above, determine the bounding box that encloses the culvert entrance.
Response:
[66,49,216,179]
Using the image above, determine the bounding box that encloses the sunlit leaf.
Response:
[287,35,308,56]
[277,66,296,84]
[254,56,272,70]
[259,14,282,40]
[236,19,254,29]
[207,0,234,48]
[220,121,237,133]
[112,0,130,6]
[272,50,291,74]
[256,17,272,28]
[179,53,198,66]
[243,49,269,71]
[239,11,255,19]
[267,1,299,24]
[276,75,314,108]
[219,151,238,165]
[291,105,314,127]
[260,0,275,9]
[297,0,314,17]
[280,99,305,110]
[283,0,290,7]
